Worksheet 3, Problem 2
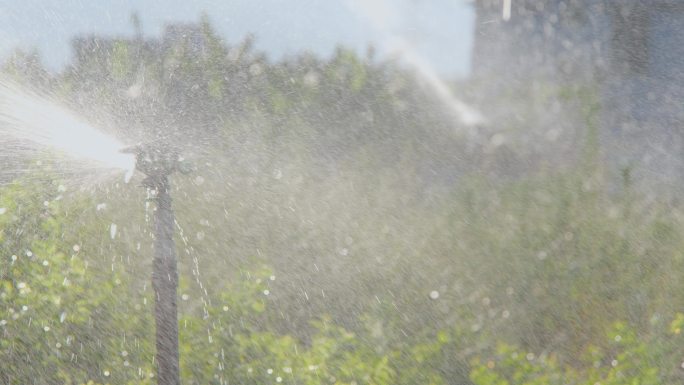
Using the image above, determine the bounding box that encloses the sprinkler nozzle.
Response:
[121,143,193,186]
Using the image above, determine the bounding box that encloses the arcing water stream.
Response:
[345,0,485,129]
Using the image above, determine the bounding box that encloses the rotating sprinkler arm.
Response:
[121,143,192,187]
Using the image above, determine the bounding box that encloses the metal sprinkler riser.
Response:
[121,141,188,385]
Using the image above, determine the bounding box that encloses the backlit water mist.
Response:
[0,78,135,178]
[1,2,682,384]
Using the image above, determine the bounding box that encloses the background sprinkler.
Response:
[122,143,192,385]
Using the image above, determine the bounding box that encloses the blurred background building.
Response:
[472,0,684,187]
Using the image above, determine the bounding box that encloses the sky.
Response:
[0,0,476,78]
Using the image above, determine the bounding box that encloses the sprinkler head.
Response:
[121,142,193,187]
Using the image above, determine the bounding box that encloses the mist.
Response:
[1,1,683,385]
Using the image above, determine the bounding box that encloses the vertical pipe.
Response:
[152,176,181,385]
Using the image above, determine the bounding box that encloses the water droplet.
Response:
[490,133,505,147]
[250,63,263,76]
